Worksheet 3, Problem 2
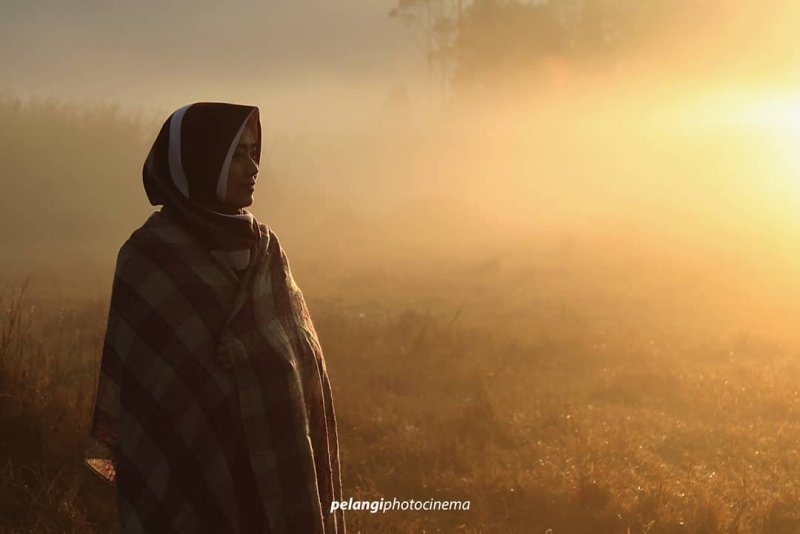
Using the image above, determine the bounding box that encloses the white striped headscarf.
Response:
[143,102,262,272]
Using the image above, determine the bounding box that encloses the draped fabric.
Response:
[85,102,345,534]
[86,209,345,533]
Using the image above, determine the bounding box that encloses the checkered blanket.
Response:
[85,208,345,534]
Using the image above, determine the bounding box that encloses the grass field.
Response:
[2,235,799,534]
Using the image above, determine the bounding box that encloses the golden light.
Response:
[664,87,800,199]
[736,92,800,133]
[738,92,800,203]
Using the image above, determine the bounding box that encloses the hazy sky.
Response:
[3,0,800,132]
[1,0,423,129]
[4,0,800,283]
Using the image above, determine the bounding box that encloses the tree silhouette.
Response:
[390,0,727,99]
[453,0,567,93]
[389,0,463,104]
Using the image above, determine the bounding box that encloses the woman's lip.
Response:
[241,184,255,189]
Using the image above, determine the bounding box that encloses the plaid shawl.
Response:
[85,207,345,534]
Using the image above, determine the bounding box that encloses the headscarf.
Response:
[143,102,262,271]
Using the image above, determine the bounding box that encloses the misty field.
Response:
[4,92,800,533]
[2,238,800,534]
[6,0,800,530]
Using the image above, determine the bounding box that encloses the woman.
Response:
[85,102,345,534]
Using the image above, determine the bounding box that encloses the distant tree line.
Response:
[390,0,733,100]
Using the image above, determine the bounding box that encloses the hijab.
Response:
[143,102,262,272]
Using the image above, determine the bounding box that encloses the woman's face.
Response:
[225,123,259,210]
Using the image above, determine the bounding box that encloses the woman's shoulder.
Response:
[257,222,271,238]
[114,210,186,269]
[124,209,192,247]
[257,222,282,249]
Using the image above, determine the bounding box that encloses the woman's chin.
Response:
[229,194,254,210]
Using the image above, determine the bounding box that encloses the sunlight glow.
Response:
[736,93,800,133]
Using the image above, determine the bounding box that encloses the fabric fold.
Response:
[85,208,345,534]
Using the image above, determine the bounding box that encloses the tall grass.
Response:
[0,279,116,532]
[2,247,800,533]
[3,94,800,533]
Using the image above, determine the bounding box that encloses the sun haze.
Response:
[3,1,800,531]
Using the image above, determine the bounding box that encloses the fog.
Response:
[3,0,800,306]
[7,4,800,532]
[0,0,421,130]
